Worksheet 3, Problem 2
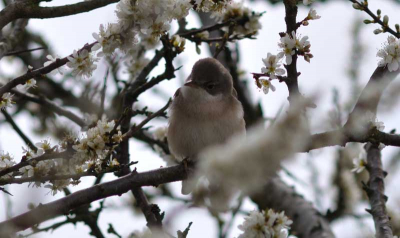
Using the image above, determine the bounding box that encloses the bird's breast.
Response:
[167,97,245,161]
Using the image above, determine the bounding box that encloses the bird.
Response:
[167,57,246,195]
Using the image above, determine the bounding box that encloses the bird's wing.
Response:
[232,88,238,99]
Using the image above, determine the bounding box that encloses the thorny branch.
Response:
[364,144,393,238]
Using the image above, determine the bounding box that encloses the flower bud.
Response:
[363,19,372,24]
[383,15,389,25]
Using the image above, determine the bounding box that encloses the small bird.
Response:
[167,57,246,195]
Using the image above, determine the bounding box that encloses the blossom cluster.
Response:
[66,49,99,79]
[255,8,320,95]
[278,31,312,64]
[195,0,231,13]
[212,1,263,36]
[72,117,123,173]
[0,151,15,178]
[17,140,73,194]
[377,36,400,72]
[238,209,293,238]
[0,118,123,195]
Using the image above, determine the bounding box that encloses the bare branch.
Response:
[363,143,393,238]
[0,0,119,31]
[1,110,37,151]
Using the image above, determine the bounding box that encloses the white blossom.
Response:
[259,79,276,94]
[278,34,296,65]
[44,179,71,195]
[35,139,52,155]
[351,152,367,173]
[171,35,186,52]
[213,1,262,35]
[292,31,310,52]
[0,92,14,110]
[169,0,192,19]
[238,209,292,238]
[238,210,270,238]
[19,165,34,178]
[92,23,123,56]
[17,79,37,91]
[195,0,229,13]
[0,151,15,178]
[66,49,98,79]
[377,36,400,72]
[72,118,123,171]
[43,54,65,75]
[261,53,285,79]
[274,211,293,232]
[307,8,321,20]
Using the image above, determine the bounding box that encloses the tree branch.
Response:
[1,110,37,151]
[364,143,393,238]
[0,0,119,31]
[0,164,188,235]
[0,42,97,98]
[12,89,87,128]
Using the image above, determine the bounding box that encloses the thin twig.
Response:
[4,47,46,56]
[123,99,171,140]
[1,110,37,151]
[349,0,400,38]
[12,89,87,127]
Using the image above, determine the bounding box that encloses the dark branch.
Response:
[1,110,37,151]
[0,164,188,235]
[0,0,119,31]
[364,143,393,238]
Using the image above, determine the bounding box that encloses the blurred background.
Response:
[1,0,400,237]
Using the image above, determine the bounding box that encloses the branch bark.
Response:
[0,0,119,31]
[0,164,188,235]
[364,144,393,238]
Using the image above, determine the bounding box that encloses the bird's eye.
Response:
[206,83,215,90]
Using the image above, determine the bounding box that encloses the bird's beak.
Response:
[184,80,199,88]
